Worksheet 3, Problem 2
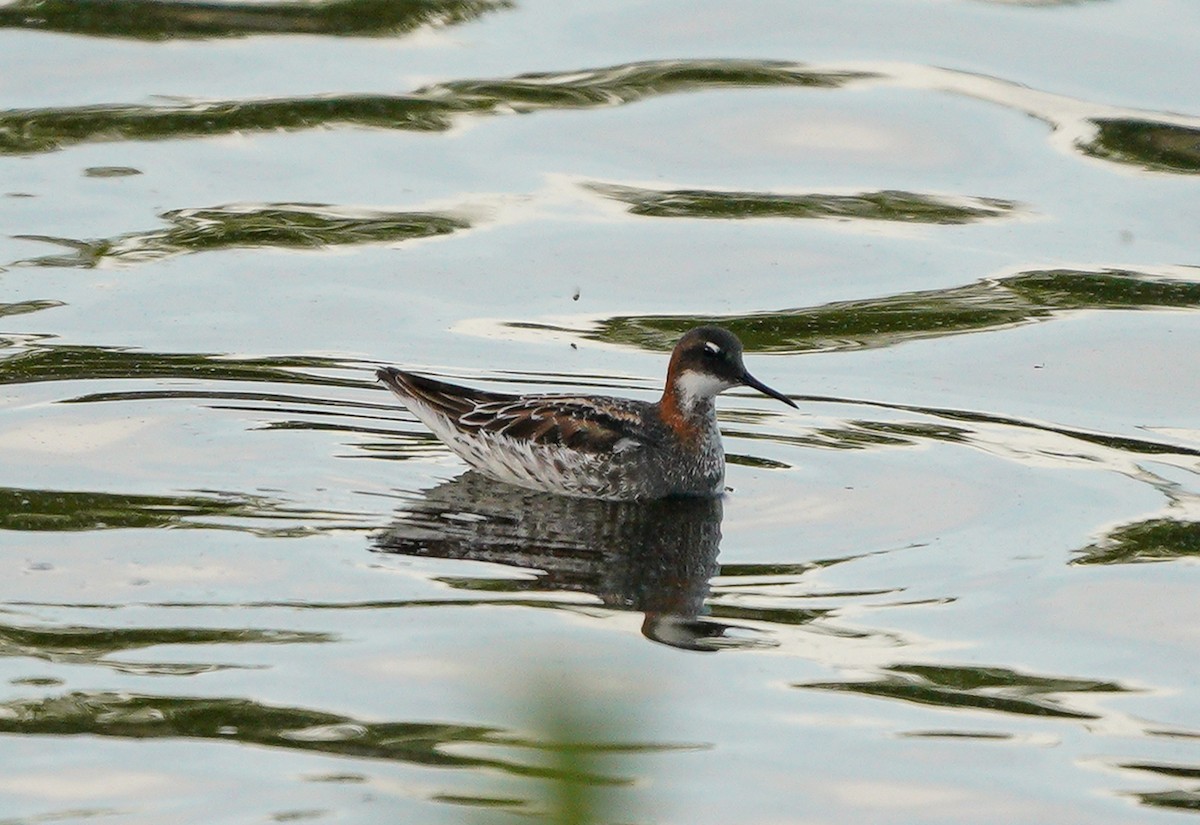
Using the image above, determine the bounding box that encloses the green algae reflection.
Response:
[1073,518,1200,565]
[797,663,1131,720]
[0,60,871,155]
[0,690,675,782]
[0,485,368,534]
[589,182,1018,225]
[0,620,332,675]
[0,300,63,318]
[0,96,458,155]
[0,0,512,40]
[551,268,1200,354]
[2,56,1194,182]
[15,203,469,268]
[1082,119,1200,175]
[1128,788,1200,814]
[1119,763,1200,814]
[0,691,511,766]
[432,58,867,107]
[0,343,361,388]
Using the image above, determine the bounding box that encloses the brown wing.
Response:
[378,368,652,454]
[461,396,650,453]
[377,367,514,418]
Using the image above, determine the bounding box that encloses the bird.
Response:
[376,326,797,501]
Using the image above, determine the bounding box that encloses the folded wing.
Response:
[377,367,650,454]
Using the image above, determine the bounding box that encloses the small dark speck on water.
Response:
[572,287,581,301]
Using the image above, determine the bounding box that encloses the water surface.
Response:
[1,1,1199,822]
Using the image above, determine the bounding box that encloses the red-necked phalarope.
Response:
[377,326,797,501]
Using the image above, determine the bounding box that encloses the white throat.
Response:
[674,370,733,413]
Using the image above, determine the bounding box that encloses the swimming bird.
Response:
[377,326,796,501]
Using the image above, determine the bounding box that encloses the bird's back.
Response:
[377,367,725,500]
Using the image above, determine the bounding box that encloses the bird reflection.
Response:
[372,472,764,651]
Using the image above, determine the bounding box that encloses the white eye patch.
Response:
[704,341,722,355]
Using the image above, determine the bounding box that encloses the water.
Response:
[2,0,1199,822]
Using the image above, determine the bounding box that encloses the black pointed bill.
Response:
[740,371,798,408]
